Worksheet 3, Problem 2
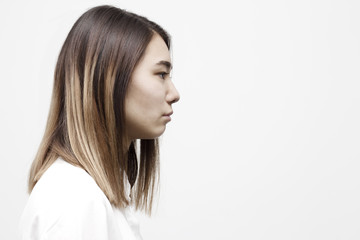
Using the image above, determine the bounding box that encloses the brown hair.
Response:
[28,5,171,214]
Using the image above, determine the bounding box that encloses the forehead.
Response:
[141,34,171,65]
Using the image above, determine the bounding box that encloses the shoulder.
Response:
[20,158,119,239]
[30,158,107,208]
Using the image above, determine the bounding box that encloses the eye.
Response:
[158,72,169,80]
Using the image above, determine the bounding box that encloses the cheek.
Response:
[127,79,164,117]
[125,79,167,139]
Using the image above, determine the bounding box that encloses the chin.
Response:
[134,127,166,140]
[145,126,166,139]
[150,130,166,139]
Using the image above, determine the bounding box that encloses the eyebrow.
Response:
[156,60,172,71]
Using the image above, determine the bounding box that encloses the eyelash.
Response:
[158,72,169,80]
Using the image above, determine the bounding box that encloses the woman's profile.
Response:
[19,5,180,239]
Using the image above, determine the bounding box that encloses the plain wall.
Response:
[1,0,359,239]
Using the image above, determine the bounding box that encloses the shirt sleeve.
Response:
[19,160,126,240]
[38,196,120,240]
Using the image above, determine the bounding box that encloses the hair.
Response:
[28,5,171,214]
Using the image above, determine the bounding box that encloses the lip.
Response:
[163,111,173,117]
[163,111,173,122]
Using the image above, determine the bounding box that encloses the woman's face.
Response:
[125,34,180,140]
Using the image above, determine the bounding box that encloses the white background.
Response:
[1,0,360,239]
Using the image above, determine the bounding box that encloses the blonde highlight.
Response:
[28,5,171,214]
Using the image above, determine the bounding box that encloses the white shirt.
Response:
[19,158,143,240]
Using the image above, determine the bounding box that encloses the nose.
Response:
[166,80,180,104]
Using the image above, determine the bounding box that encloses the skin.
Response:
[125,33,180,141]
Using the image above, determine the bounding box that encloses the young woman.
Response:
[19,5,180,240]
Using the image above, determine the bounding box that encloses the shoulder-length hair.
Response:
[28,5,171,214]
